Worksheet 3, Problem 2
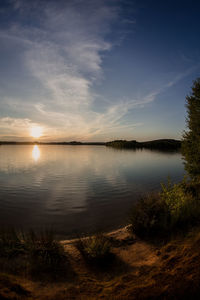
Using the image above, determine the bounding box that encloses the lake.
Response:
[0,145,185,237]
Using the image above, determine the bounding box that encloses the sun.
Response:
[30,126,43,138]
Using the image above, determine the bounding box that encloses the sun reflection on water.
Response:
[32,145,40,161]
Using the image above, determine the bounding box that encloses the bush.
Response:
[161,179,199,228]
[130,194,169,237]
[76,233,112,265]
[130,179,200,237]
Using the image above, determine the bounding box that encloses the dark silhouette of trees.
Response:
[106,139,181,151]
[182,78,200,180]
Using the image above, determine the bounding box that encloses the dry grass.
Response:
[0,229,70,281]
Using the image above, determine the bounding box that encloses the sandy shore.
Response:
[2,225,200,299]
[61,225,159,271]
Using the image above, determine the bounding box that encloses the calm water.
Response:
[0,145,184,237]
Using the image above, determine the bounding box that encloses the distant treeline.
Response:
[0,141,105,145]
[0,139,181,150]
[105,139,181,151]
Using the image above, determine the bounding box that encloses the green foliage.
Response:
[130,194,169,237]
[130,179,200,237]
[160,179,198,227]
[76,233,111,264]
[182,78,200,180]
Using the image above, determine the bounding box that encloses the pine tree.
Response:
[182,78,200,181]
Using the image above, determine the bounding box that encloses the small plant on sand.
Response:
[76,233,112,265]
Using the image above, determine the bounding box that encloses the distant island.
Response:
[0,139,181,151]
[105,139,181,151]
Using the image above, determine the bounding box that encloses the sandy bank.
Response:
[2,225,200,299]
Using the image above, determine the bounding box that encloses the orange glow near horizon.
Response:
[30,126,43,138]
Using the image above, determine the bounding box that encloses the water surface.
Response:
[0,145,184,237]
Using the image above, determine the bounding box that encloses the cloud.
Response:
[0,117,44,140]
[1,0,132,140]
[0,0,198,141]
[0,1,117,135]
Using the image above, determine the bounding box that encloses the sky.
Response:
[0,0,200,142]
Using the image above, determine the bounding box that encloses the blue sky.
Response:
[0,0,200,141]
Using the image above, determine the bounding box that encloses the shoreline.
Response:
[0,138,181,152]
[2,221,200,299]
[61,224,132,244]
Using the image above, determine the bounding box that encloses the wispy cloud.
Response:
[0,0,199,141]
[1,0,132,140]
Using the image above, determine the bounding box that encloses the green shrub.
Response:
[161,179,199,228]
[76,233,112,265]
[130,194,169,237]
[130,179,200,237]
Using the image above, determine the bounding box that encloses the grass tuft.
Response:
[25,230,65,266]
[0,228,26,258]
[76,233,112,266]
[0,229,68,280]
